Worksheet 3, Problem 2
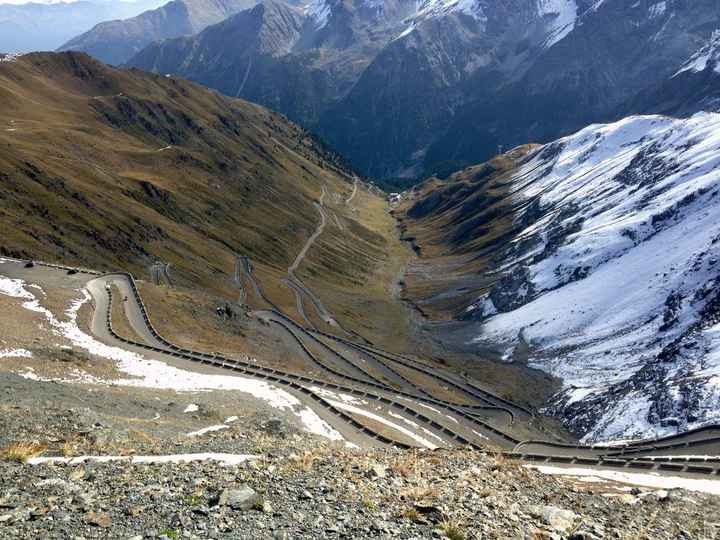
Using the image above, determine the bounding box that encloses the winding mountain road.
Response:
[5,256,720,479]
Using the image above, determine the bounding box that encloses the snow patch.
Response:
[414,0,487,22]
[28,453,259,467]
[309,386,367,406]
[186,425,229,437]
[675,31,720,76]
[527,464,720,495]
[0,53,23,63]
[0,348,33,359]
[326,399,438,448]
[537,0,578,48]
[648,1,666,18]
[305,0,331,28]
[0,278,344,442]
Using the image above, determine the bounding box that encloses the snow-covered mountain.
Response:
[400,112,720,442]
[123,0,720,178]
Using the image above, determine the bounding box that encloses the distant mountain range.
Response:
[0,0,163,53]
[120,0,720,179]
[58,0,258,65]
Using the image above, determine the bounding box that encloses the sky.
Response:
[0,0,136,4]
[1,0,72,4]
[1,0,78,4]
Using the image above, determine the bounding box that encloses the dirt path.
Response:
[345,177,358,205]
[289,187,327,275]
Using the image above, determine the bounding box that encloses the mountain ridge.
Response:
[125,0,720,178]
[58,0,259,65]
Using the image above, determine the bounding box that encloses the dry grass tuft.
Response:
[491,452,519,472]
[401,507,424,523]
[293,450,321,472]
[439,519,467,540]
[0,441,48,463]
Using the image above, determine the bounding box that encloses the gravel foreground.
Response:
[2,444,719,540]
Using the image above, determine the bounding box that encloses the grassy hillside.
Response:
[0,51,418,349]
[0,54,361,288]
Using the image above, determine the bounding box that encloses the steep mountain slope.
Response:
[129,0,414,128]
[319,0,591,177]
[128,0,720,179]
[0,51,384,301]
[0,0,163,54]
[398,113,720,442]
[426,0,720,175]
[58,0,257,65]
[129,1,320,122]
[625,30,720,117]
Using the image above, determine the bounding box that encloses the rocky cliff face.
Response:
[127,0,720,178]
[400,112,720,442]
[427,0,720,175]
[58,0,258,65]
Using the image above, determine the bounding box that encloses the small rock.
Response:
[69,468,86,482]
[616,494,640,505]
[218,485,262,510]
[74,492,95,510]
[528,505,579,532]
[85,510,111,528]
[644,489,670,502]
[413,504,443,524]
[263,418,284,435]
[365,463,388,479]
[570,531,601,540]
[125,505,145,516]
[299,490,313,500]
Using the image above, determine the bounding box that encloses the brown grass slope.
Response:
[0,52,385,298]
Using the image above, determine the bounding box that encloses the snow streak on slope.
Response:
[305,0,332,28]
[537,0,577,48]
[676,30,720,76]
[414,0,487,22]
[467,113,720,442]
